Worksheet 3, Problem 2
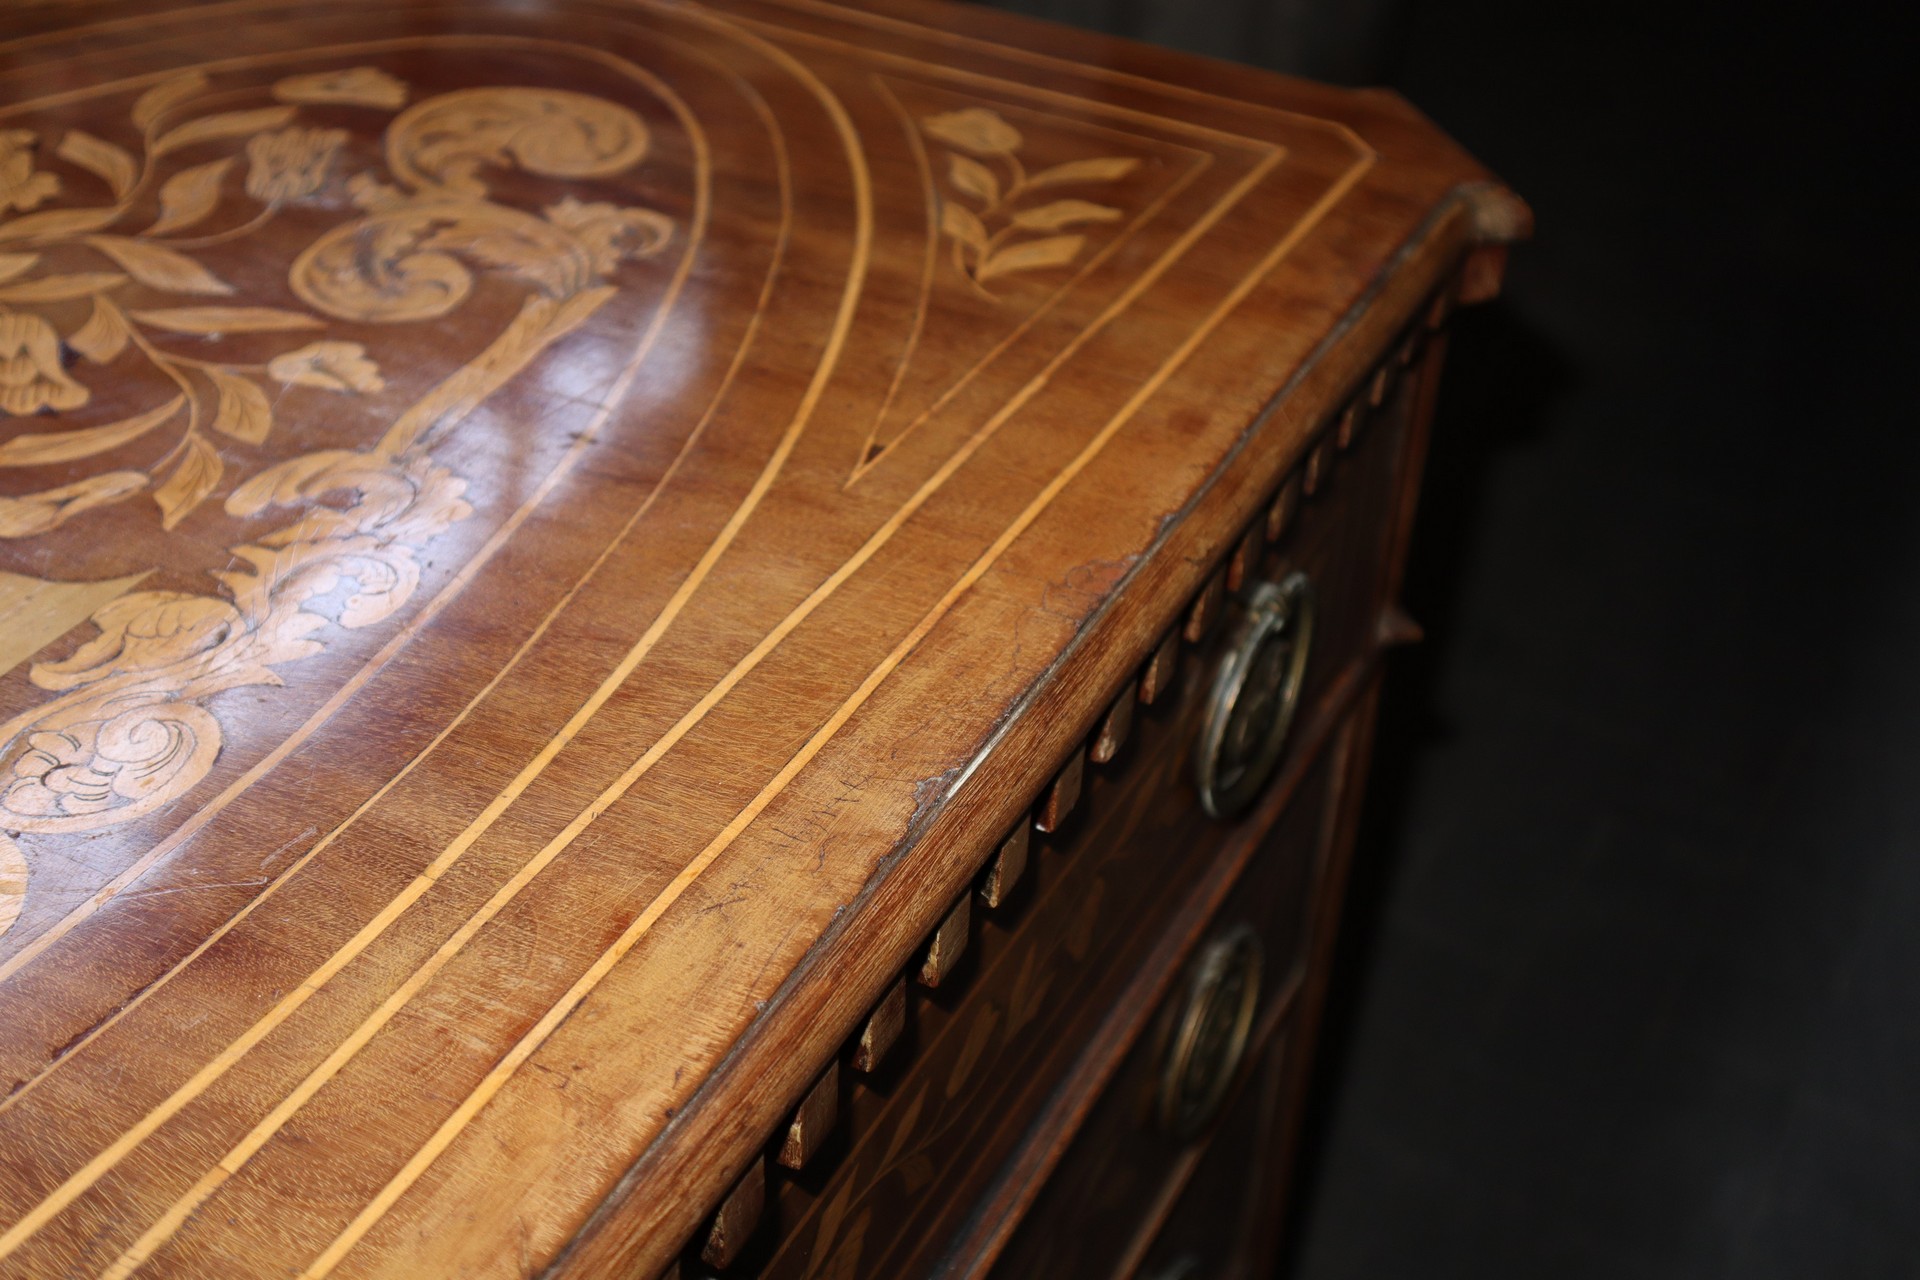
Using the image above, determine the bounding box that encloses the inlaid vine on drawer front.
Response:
[676,300,1442,1276]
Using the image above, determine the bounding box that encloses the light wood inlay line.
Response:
[0,29,789,1119]
[7,55,1289,1270]
[762,0,1376,150]
[21,107,1309,1272]
[0,13,1388,1274]
[40,15,872,1276]
[856,72,941,478]
[0,30,712,988]
[764,160,1382,1276]
[0,36,724,1266]
[847,74,1217,486]
[299,137,1374,1280]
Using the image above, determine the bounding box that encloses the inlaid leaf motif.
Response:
[0,311,85,415]
[921,107,1022,156]
[0,470,146,538]
[130,306,320,335]
[1027,156,1140,189]
[0,272,125,303]
[131,70,210,133]
[0,395,183,468]
[83,236,232,295]
[880,1084,928,1169]
[977,233,1084,282]
[55,130,136,199]
[814,1179,858,1260]
[923,108,1139,299]
[266,340,383,392]
[146,157,233,236]
[151,106,296,157]
[939,201,987,253]
[897,1153,936,1193]
[817,1210,871,1280]
[273,67,408,110]
[0,206,118,245]
[245,127,344,203]
[946,1004,1002,1098]
[69,295,132,363]
[153,430,223,528]
[0,80,671,841]
[1,133,61,214]
[946,152,998,206]
[1065,876,1105,960]
[1005,947,1058,1036]
[1009,198,1121,232]
[209,368,272,444]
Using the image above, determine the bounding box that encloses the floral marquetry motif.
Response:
[0,68,680,849]
[923,106,1138,298]
[0,3,1521,1278]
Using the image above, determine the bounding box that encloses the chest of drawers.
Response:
[0,2,1521,1275]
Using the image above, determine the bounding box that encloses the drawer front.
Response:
[986,750,1334,1280]
[1126,1038,1293,1280]
[755,625,1275,1279]
[669,330,1440,1280]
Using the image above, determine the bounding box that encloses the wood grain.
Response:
[0,0,1521,1274]
[777,1062,840,1172]
[977,822,1031,910]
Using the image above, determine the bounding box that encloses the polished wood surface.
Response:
[0,1,1520,1274]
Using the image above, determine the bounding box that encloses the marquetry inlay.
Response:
[0,0,1515,1270]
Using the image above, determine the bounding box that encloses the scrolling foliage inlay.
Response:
[0,67,676,905]
[923,107,1137,299]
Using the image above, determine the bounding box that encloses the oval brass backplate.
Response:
[1157,924,1263,1140]
[1193,572,1315,818]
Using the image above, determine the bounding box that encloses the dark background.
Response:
[977,0,1918,1275]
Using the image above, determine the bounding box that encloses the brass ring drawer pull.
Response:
[1157,925,1262,1139]
[1193,572,1315,818]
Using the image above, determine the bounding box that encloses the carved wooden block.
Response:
[1266,472,1303,544]
[918,892,972,989]
[852,979,908,1074]
[1334,401,1362,451]
[979,823,1032,910]
[1226,525,1262,593]
[1368,363,1394,408]
[1396,326,1425,368]
[1139,629,1183,707]
[1183,567,1227,643]
[777,1063,839,1172]
[1379,605,1426,648]
[1302,435,1334,498]
[1090,681,1137,766]
[1034,750,1086,835]
[1459,243,1512,303]
[699,1158,765,1270]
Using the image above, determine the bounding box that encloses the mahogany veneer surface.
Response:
[0,1,1518,1275]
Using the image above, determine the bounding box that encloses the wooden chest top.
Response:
[0,1,1518,1274]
